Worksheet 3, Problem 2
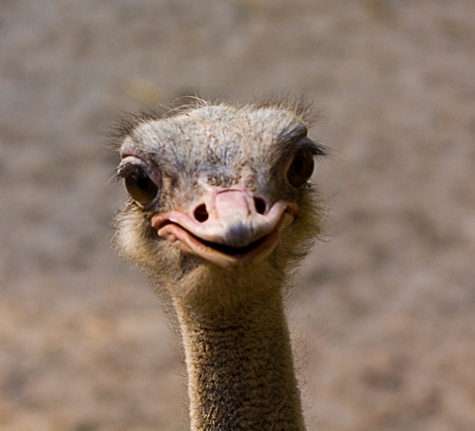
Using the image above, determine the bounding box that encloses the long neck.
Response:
[175,287,306,431]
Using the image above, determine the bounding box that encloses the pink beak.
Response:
[151,187,297,268]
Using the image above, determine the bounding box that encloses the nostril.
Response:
[194,204,209,222]
[254,197,266,215]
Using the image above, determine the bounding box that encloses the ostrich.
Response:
[112,98,326,431]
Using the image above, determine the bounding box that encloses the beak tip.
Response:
[224,222,254,248]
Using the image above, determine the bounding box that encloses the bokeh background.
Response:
[1,0,475,430]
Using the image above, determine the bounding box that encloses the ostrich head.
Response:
[112,99,325,314]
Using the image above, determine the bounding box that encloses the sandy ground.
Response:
[1,0,475,430]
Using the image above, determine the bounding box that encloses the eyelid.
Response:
[278,125,325,156]
[117,156,163,189]
[117,155,148,177]
[297,137,326,157]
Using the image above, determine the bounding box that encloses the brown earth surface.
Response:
[1,1,475,430]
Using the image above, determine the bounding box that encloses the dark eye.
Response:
[286,149,315,187]
[120,164,161,206]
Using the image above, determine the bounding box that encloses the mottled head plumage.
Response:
[112,98,326,307]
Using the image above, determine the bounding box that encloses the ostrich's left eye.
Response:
[286,149,315,188]
[119,164,161,206]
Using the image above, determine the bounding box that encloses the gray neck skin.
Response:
[175,291,306,431]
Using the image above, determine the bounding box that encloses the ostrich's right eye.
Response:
[120,164,161,206]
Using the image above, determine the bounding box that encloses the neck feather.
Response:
[174,283,306,431]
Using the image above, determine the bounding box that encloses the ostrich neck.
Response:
[174,285,306,431]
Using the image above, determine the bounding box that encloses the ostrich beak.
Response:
[151,188,297,268]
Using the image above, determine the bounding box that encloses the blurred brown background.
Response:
[1,0,475,430]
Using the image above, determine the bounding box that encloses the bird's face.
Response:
[113,103,324,299]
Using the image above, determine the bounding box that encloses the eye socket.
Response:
[286,149,315,188]
[119,164,161,206]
